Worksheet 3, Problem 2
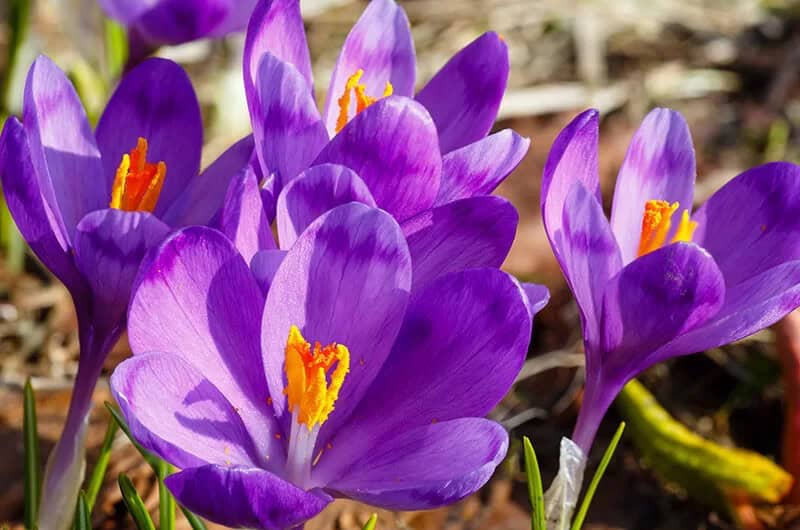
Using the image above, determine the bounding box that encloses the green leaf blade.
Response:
[362,514,378,530]
[118,473,156,530]
[23,378,41,530]
[74,491,91,530]
[523,436,547,530]
[85,417,118,513]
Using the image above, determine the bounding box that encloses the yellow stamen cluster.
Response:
[637,199,698,257]
[109,137,166,212]
[284,325,350,430]
[335,69,393,133]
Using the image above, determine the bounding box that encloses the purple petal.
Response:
[435,129,529,206]
[541,109,600,251]
[322,0,415,135]
[275,164,376,250]
[111,352,260,469]
[22,56,104,236]
[163,135,255,228]
[166,464,331,529]
[600,242,725,377]
[96,58,202,218]
[314,96,442,221]
[316,269,528,485]
[251,249,287,295]
[261,203,411,438]
[329,418,507,511]
[610,108,696,264]
[692,161,800,286]
[128,226,283,467]
[415,32,508,153]
[251,53,328,190]
[130,0,257,45]
[97,0,153,23]
[401,195,517,290]
[0,117,84,290]
[73,209,169,332]
[218,167,276,262]
[522,282,550,315]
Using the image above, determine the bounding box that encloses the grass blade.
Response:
[103,18,128,82]
[73,491,91,530]
[180,505,207,530]
[570,422,625,530]
[85,417,118,513]
[523,436,546,530]
[362,514,378,530]
[105,402,160,471]
[118,474,156,530]
[158,460,176,530]
[23,378,41,530]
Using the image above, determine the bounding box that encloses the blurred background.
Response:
[3,0,800,528]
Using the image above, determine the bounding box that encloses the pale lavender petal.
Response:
[275,164,376,250]
[416,32,508,153]
[95,58,202,218]
[218,167,276,263]
[401,196,517,289]
[610,108,696,264]
[522,282,550,315]
[435,129,529,205]
[111,352,260,469]
[131,0,257,45]
[250,249,287,296]
[97,0,156,23]
[314,96,442,221]
[322,0,415,135]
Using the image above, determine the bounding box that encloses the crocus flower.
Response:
[111,202,547,528]
[0,55,251,529]
[540,107,800,522]
[229,0,528,242]
[98,0,258,63]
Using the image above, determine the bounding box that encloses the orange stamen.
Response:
[637,200,697,257]
[109,137,166,212]
[335,69,393,133]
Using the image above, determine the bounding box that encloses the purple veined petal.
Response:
[251,52,328,191]
[315,268,529,485]
[0,117,85,292]
[651,260,800,365]
[73,208,170,333]
[314,96,442,221]
[163,135,255,228]
[692,161,800,286]
[218,166,276,263]
[415,32,509,154]
[128,226,284,468]
[541,109,600,254]
[244,0,313,109]
[401,195,517,290]
[434,129,530,206]
[262,203,412,438]
[22,56,104,237]
[166,464,331,529]
[610,108,696,264]
[112,352,261,469]
[251,249,287,296]
[600,242,725,378]
[97,0,156,23]
[522,282,550,315]
[322,0,415,135]
[261,174,278,223]
[275,163,376,250]
[129,0,257,45]
[558,181,622,349]
[328,418,507,511]
[96,58,202,219]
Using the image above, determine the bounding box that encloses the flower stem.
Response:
[775,309,800,503]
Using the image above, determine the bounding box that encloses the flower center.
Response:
[637,199,697,257]
[283,325,350,486]
[109,137,166,212]
[335,69,393,134]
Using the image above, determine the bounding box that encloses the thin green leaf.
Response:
[103,18,128,82]
[570,422,626,530]
[118,474,156,530]
[523,436,546,530]
[105,402,160,471]
[158,460,176,530]
[180,505,208,530]
[1,0,31,110]
[23,378,41,530]
[362,514,378,530]
[85,416,118,513]
[73,491,91,530]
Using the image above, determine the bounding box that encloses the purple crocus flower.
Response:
[0,56,251,529]
[111,201,547,528]
[98,0,258,62]
[228,0,527,244]
[541,108,800,508]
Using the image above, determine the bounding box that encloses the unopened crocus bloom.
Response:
[111,202,547,528]
[231,0,528,237]
[541,108,800,519]
[0,56,251,529]
[98,0,258,63]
